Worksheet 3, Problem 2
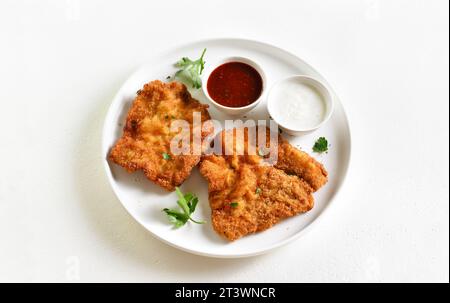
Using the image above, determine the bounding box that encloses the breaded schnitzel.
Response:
[109,80,211,191]
[199,127,327,241]
[275,135,328,192]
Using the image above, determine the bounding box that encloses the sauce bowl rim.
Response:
[267,75,335,133]
[201,56,267,111]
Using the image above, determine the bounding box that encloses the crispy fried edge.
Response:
[109,80,212,191]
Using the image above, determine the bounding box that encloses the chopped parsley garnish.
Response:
[162,152,171,160]
[312,137,328,153]
[174,48,206,89]
[230,202,239,208]
[255,187,262,195]
[163,187,205,228]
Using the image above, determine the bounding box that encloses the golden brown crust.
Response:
[199,127,326,241]
[209,127,328,191]
[275,136,328,192]
[109,80,211,191]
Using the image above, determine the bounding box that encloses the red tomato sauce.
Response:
[207,62,263,108]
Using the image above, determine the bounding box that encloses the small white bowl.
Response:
[267,75,334,136]
[202,56,266,116]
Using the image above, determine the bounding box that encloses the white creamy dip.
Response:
[270,80,327,130]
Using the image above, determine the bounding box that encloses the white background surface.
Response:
[0,0,448,282]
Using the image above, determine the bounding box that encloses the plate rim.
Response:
[101,37,352,258]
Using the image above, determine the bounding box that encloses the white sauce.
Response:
[270,81,326,130]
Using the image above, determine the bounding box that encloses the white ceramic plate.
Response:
[102,38,351,258]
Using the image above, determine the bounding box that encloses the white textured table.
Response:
[0,0,448,282]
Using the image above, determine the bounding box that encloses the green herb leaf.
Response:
[174,48,206,89]
[188,196,199,213]
[312,137,329,153]
[255,187,262,195]
[184,192,194,202]
[163,208,188,220]
[163,208,189,228]
[175,187,190,215]
[162,152,171,160]
[230,202,239,208]
[163,187,205,228]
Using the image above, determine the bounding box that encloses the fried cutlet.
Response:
[109,80,212,191]
[275,135,328,192]
[199,127,328,241]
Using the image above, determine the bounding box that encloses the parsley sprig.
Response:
[313,137,329,153]
[230,202,239,208]
[163,187,205,228]
[174,48,206,89]
[162,152,171,160]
